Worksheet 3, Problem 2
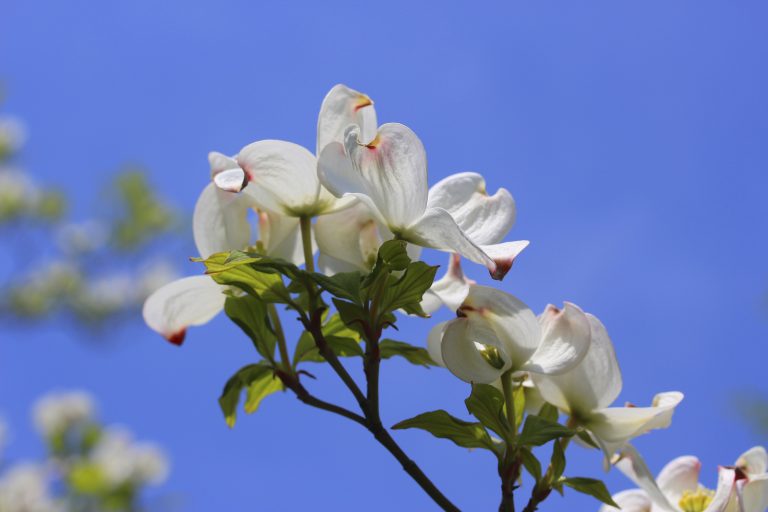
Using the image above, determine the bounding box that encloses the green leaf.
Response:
[294,314,363,364]
[519,447,543,483]
[577,430,599,449]
[322,312,361,340]
[550,438,566,482]
[378,261,438,314]
[219,363,283,428]
[292,331,320,363]
[244,370,285,414]
[518,415,576,447]
[224,296,277,362]
[375,239,411,271]
[538,402,560,423]
[379,339,436,367]
[465,384,511,440]
[361,239,411,292]
[560,477,619,508]
[201,252,291,303]
[392,410,499,454]
[332,298,368,336]
[310,271,363,305]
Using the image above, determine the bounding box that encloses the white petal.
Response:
[740,474,768,512]
[426,321,450,367]
[460,285,541,370]
[238,140,324,216]
[258,211,305,265]
[587,392,684,462]
[614,445,677,511]
[317,84,377,154]
[421,254,473,315]
[522,302,591,376]
[209,151,238,177]
[318,123,428,229]
[599,489,652,512]
[193,183,253,258]
[314,201,380,273]
[427,172,516,245]
[478,241,530,276]
[656,455,702,504]
[440,317,511,384]
[705,467,740,512]
[142,276,225,345]
[736,446,768,477]
[532,313,622,416]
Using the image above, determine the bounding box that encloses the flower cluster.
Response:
[142,85,764,512]
[0,391,169,512]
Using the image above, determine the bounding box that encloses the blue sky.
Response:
[2,1,767,510]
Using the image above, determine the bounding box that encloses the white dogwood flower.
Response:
[531,314,683,465]
[143,153,305,345]
[318,122,526,280]
[427,285,591,384]
[212,84,373,217]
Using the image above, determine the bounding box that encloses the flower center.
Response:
[678,488,714,512]
[473,341,505,370]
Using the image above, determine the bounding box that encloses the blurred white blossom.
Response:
[91,428,169,486]
[0,464,59,512]
[55,220,109,255]
[33,391,94,437]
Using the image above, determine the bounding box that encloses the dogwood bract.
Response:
[531,314,683,465]
[318,122,525,280]
[143,154,305,344]
[427,285,591,383]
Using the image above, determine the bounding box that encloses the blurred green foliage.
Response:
[0,95,183,327]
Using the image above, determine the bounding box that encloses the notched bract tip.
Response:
[213,167,249,193]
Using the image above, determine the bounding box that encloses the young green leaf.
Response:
[224,296,277,362]
[392,410,499,454]
[379,339,436,367]
[519,447,543,483]
[332,298,368,337]
[201,252,291,303]
[550,438,566,482]
[560,477,619,508]
[518,415,576,447]
[309,271,362,305]
[464,384,511,440]
[218,363,283,428]
[244,371,285,414]
[538,402,560,423]
[577,430,600,449]
[378,261,438,314]
[375,239,411,271]
[294,313,363,364]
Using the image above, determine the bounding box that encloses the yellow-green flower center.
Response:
[678,488,714,512]
[473,341,505,370]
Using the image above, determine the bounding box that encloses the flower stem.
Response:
[501,371,517,440]
[499,370,519,512]
[299,215,315,273]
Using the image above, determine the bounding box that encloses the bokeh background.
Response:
[2,1,767,510]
